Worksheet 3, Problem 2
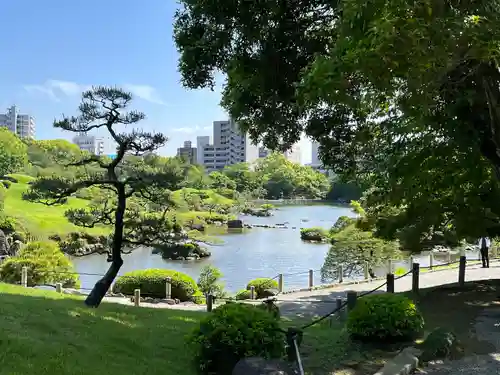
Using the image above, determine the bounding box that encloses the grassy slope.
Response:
[4,174,108,238]
[0,283,204,375]
[3,175,235,238]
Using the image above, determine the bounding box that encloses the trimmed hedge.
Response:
[246,278,278,299]
[235,289,251,300]
[188,303,285,375]
[347,294,424,341]
[112,268,199,301]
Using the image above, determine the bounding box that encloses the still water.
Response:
[73,205,356,292]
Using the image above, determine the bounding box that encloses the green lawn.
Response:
[3,174,108,238]
[0,283,205,375]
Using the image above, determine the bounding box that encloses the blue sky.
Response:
[0,0,311,162]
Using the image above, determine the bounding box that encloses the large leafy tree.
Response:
[174,1,500,244]
[0,128,27,177]
[23,87,183,307]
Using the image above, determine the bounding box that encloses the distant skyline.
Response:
[0,1,312,163]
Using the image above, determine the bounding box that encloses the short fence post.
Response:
[134,289,140,307]
[346,291,357,312]
[336,298,345,321]
[429,253,434,270]
[387,259,393,274]
[55,283,62,293]
[21,266,28,287]
[363,262,369,279]
[412,263,420,295]
[338,265,343,283]
[206,294,213,312]
[165,277,172,299]
[250,286,255,300]
[308,269,313,289]
[458,256,466,287]
[386,273,395,293]
[278,273,284,293]
[447,252,452,264]
[410,256,414,267]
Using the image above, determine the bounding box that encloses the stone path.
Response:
[415,308,500,374]
[101,262,500,319]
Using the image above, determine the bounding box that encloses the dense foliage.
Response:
[188,303,285,375]
[347,294,424,341]
[0,241,79,287]
[174,0,500,250]
[113,268,199,301]
[197,265,226,297]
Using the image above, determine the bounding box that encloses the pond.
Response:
[72,204,356,292]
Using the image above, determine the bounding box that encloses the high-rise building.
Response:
[72,132,105,155]
[177,140,197,164]
[196,119,259,172]
[259,143,302,164]
[0,105,36,139]
[311,140,320,166]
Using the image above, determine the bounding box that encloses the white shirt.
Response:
[478,237,491,248]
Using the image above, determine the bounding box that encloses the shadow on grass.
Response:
[0,287,205,375]
[279,280,500,375]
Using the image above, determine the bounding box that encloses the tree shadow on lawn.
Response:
[278,280,500,374]
[0,290,205,375]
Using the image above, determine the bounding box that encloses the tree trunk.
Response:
[84,184,127,308]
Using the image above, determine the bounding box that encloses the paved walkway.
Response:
[101,263,500,318]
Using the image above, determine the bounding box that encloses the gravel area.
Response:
[415,307,500,374]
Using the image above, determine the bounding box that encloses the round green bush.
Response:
[188,302,285,375]
[246,278,279,299]
[235,289,251,300]
[112,268,199,301]
[0,241,79,288]
[347,294,424,341]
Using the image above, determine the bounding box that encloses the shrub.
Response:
[197,265,226,297]
[113,268,199,301]
[235,289,251,300]
[300,227,328,241]
[347,294,424,341]
[0,241,79,288]
[0,216,17,233]
[246,278,278,299]
[188,303,285,375]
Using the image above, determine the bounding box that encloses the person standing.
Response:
[478,236,491,268]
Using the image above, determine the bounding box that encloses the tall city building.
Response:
[311,140,321,166]
[72,132,105,155]
[259,143,302,164]
[177,140,197,164]
[196,119,259,172]
[0,105,36,139]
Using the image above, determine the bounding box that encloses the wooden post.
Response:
[409,256,414,267]
[387,259,393,274]
[206,294,213,312]
[429,253,434,270]
[386,273,395,293]
[134,289,140,307]
[338,265,343,283]
[346,291,357,312]
[55,283,62,293]
[250,286,255,300]
[308,269,313,289]
[447,251,452,264]
[21,266,28,287]
[363,262,369,279]
[412,263,420,295]
[458,256,466,287]
[278,273,284,293]
[165,277,172,299]
[336,298,345,321]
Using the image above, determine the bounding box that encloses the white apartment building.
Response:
[72,132,105,155]
[0,105,35,139]
[196,119,259,172]
[311,140,321,166]
[259,143,302,164]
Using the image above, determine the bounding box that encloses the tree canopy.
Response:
[174,0,500,246]
[0,128,27,177]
